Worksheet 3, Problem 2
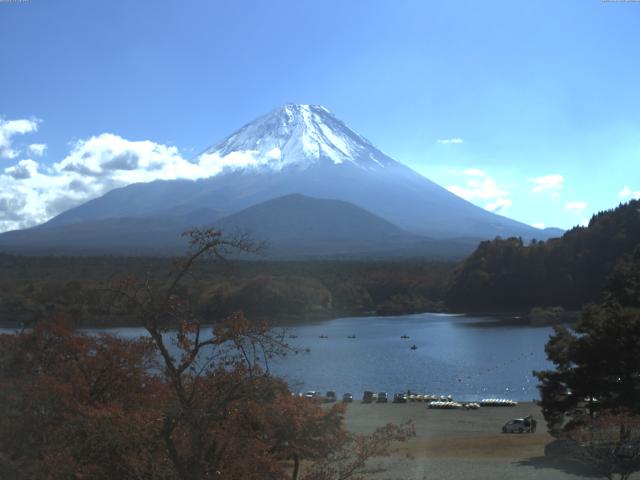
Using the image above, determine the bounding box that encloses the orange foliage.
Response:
[0,318,361,480]
[0,230,415,479]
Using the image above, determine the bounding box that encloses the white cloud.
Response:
[0,132,205,231]
[532,222,545,229]
[28,143,47,156]
[447,172,507,201]
[437,137,464,145]
[564,201,588,212]
[529,174,564,193]
[266,147,281,160]
[462,168,486,177]
[0,118,39,159]
[4,159,38,180]
[619,185,640,199]
[485,197,512,213]
[447,168,512,214]
[0,127,320,232]
[52,133,194,181]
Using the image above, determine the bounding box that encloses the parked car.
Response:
[377,392,388,403]
[342,393,353,403]
[362,391,374,403]
[502,415,536,433]
[393,393,407,403]
[304,391,321,400]
[325,391,336,402]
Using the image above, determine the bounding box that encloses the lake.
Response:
[268,313,554,401]
[1,313,555,402]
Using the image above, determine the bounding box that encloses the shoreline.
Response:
[339,402,592,479]
[0,308,579,330]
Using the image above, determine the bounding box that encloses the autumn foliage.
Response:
[0,229,414,480]
[0,319,163,479]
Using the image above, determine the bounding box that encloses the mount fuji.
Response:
[0,104,559,257]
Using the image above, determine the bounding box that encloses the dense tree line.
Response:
[534,247,640,479]
[535,252,640,431]
[0,256,453,327]
[446,200,640,312]
[3,200,638,325]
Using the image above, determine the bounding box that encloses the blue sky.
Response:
[1,0,639,231]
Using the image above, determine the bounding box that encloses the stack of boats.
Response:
[427,400,464,409]
[409,394,451,402]
[427,401,482,409]
[480,398,518,407]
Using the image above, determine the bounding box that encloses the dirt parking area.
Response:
[341,402,613,480]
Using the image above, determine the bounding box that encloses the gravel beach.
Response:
[339,401,607,480]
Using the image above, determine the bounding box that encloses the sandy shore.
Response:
[340,402,605,479]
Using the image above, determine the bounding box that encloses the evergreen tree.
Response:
[447,199,640,312]
[535,249,640,434]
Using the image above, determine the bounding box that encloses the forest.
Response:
[533,235,640,480]
[446,199,640,313]
[0,254,454,328]
[1,200,639,328]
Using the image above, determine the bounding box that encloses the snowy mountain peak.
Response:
[198,104,398,173]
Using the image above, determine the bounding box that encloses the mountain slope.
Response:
[42,104,552,241]
[1,104,561,256]
[213,194,476,258]
[216,193,412,244]
[0,194,477,259]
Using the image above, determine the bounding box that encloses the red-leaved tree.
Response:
[0,229,414,480]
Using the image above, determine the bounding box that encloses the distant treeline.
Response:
[2,200,638,327]
[446,199,640,312]
[0,255,454,327]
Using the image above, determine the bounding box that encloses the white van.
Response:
[502,416,536,433]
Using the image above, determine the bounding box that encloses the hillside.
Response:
[445,199,640,311]
[0,194,477,259]
[214,194,477,259]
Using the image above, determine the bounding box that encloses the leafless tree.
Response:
[567,413,640,480]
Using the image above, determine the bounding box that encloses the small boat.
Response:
[410,344,417,350]
[347,335,356,339]
[319,335,328,339]
[288,334,298,339]
[400,335,410,339]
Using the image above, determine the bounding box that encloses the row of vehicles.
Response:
[302,391,455,404]
[302,390,388,403]
[362,391,387,403]
[303,390,351,402]
[302,391,522,408]
[302,390,537,434]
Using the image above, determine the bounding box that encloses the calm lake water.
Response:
[1,313,555,402]
[269,313,554,401]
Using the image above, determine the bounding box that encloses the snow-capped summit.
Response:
[20,104,559,251]
[199,104,396,172]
